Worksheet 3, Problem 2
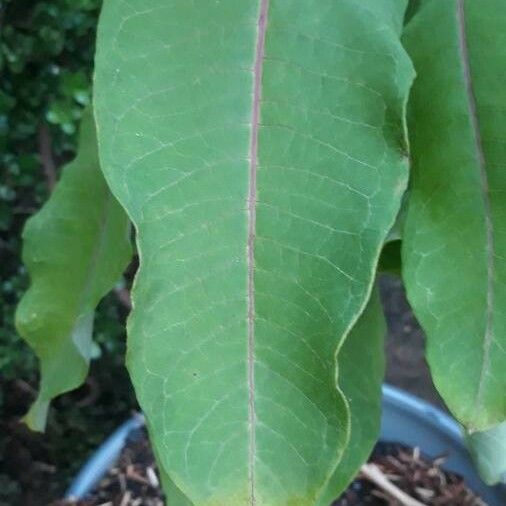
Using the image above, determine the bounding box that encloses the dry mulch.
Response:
[334,443,486,505]
[54,431,486,506]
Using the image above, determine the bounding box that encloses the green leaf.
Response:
[404,0,422,24]
[402,0,506,430]
[16,106,132,431]
[94,1,413,503]
[466,422,506,485]
[377,189,408,276]
[317,284,386,504]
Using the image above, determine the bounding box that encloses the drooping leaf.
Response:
[402,0,506,430]
[317,284,386,504]
[16,106,132,431]
[94,1,413,504]
[466,422,506,486]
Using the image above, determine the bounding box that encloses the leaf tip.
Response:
[23,397,49,432]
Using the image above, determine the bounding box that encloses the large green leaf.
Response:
[317,284,386,504]
[94,1,413,504]
[16,107,132,431]
[402,0,506,430]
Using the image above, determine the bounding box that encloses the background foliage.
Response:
[0,1,136,504]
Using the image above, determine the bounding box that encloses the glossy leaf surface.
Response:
[16,107,132,430]
[94,1,413,503]
[403,0,506,430]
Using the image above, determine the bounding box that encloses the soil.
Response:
[53,429,486,506]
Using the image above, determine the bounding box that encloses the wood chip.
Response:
[146,467,159,488]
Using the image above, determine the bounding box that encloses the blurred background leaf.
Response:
[16,106,132,432]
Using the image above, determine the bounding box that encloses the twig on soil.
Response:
[38,123,57,191]
[360,463,427,506]
[119,491,131,506]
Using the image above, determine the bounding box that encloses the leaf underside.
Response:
[466,422,506,486]
[403,0,506,430]
[16,107,132,431]
[94,1,413,504]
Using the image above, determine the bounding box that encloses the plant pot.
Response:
[66,385,506,504]
[381,385,506,505]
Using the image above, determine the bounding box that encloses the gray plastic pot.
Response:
[66,385,506,504]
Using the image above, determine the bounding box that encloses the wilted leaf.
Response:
[94,1,413,503]
[403,0,506,430]
[16,106,132,431]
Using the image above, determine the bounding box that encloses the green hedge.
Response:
[0,2,136,503]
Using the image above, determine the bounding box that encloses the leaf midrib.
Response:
[247,0,269,503]
[456,0,495,418]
